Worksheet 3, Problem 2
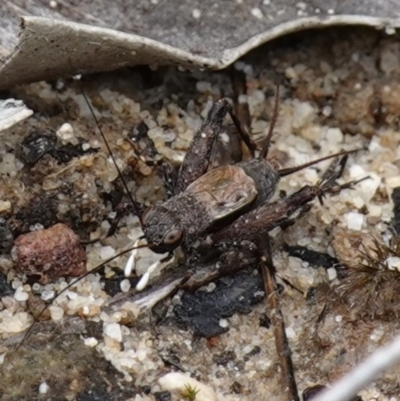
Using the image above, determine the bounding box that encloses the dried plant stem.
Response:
[313,333,400,401]
[261,238,299,401]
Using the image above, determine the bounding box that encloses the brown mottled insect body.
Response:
[138,95,286,260]
[139,94,356,267]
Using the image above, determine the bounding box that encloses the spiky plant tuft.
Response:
[182,383,200,401]
[336,233,400,320]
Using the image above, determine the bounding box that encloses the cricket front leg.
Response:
[130,121,177,199]
[160,160,177,199]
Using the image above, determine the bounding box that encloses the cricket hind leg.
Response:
[177,98,258,193]
[209,124,243,169]
[229,67,260,159]
[209,156,366,249]
[259,85,280,160]
[208,70,254,168]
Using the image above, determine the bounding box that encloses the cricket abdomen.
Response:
[236,159,280,207]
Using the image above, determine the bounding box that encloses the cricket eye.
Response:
[163,229,183,245]
[141,207,154,224]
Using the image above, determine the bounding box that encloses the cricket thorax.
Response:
[141,193,210,253]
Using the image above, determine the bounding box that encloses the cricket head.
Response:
[141,206,184,253]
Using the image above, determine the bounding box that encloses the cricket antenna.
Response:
[259,85,280,160]
[15,242,150,351]
[278,148,363,177]
[73,76,143,224]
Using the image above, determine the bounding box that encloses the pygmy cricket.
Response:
[113,89,362,290]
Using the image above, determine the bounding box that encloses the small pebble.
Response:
[14,287,29,302]
[292,100,315,130]
[66,290,77,299]
[39,381,50,394]
[327,267,337,281]
[0,313,30,333]
[0,200,11,212]
[196,81,212,93]
[296,2,307,10]
[56,122,75,143]
[104,322,123,342]
[385,26,396,35]
[346,212,364,231]
[352,196,365,209]
[386,256,400,271]
[326,127,343,144]
[219,319,229,328]
[251,7,264,19]
[285,67,297,80]
[49,305,64,321]
[322,105,332,117]
[386,176,400,189]
[335,315,342,323]
[171,294,181,305]
[137,348,147,361]
[120,301,140,318]
[192,8,201,19]
[370,328,384,342]
[13,223,86,282]
[163,131,176,142]
[285,327,296,339]
[41,290,55,301]
[120,279,131,293]
[100,246,116,260]
[84,337,99,347]
[29,223,44,232]
[111,312,122,322]
[368,204,382,217]
[11,279,22,290]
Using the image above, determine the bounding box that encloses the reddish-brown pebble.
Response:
[12,223,86,283]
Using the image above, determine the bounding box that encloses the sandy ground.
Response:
[1,27,400,401]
